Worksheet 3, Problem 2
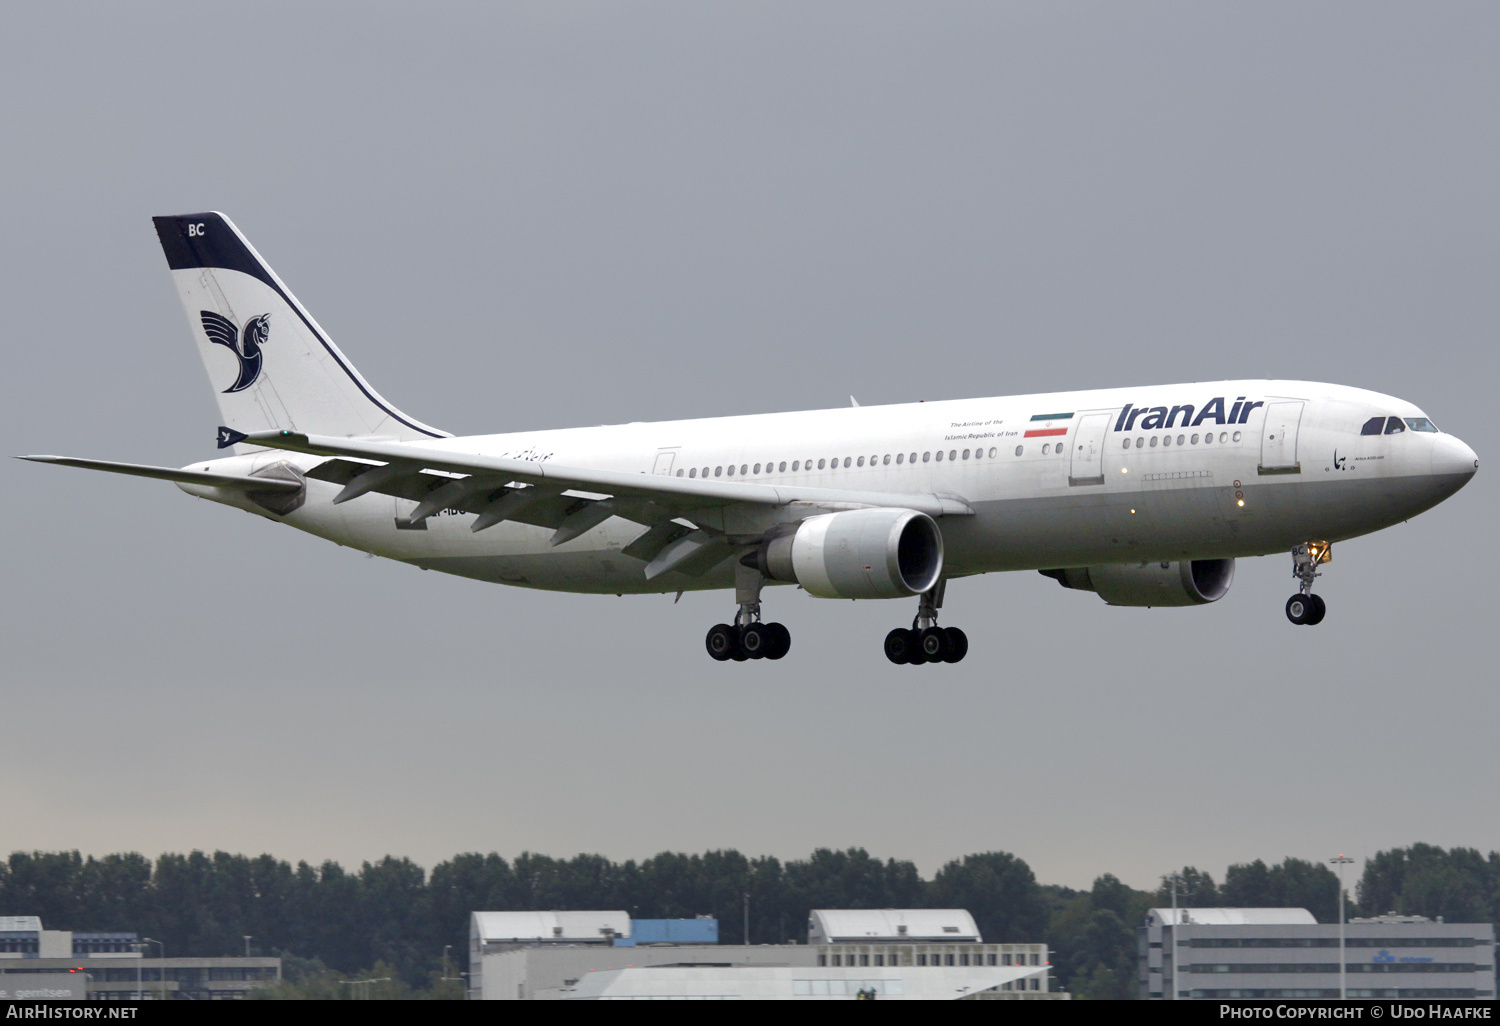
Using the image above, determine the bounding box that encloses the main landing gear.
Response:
[884,583,968,665]
[707,564,791,662]
[1285,541,1330,626]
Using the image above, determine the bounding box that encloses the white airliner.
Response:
[22,213,1480,663]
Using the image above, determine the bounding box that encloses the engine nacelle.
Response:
[746,508,944,599]
[1041,558,1235,607]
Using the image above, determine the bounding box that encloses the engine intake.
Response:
[746,508,944,599]
[1040,558,1235,607]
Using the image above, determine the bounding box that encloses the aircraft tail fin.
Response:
[153,213,448,449]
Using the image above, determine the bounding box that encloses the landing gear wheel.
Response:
[906,628,929,665]
[884,628,913,664]
[943,627,968,663]
[740,623,771,659]
[1305,594,1326,626]
[706,623,740,661]
[1285,595,1313,626]
[763,622,792,660]
[919,626,951,662]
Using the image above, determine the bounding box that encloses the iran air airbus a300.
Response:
[23,213,1480,664]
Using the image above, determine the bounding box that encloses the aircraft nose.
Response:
[1431,434,1479,481]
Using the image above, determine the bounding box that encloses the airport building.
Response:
[1139,908,1496,1000]
[471,908,1064,1000]
[0,916,281,1000]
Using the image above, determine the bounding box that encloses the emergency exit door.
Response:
[652,449,678,475]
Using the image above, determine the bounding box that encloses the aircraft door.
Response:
[652,448,678,475]
[1069,413,1112,486]
[1258,401,1303,474]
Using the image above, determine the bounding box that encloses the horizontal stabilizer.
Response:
[18,455,302,493]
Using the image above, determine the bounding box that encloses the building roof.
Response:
[809,909,982,943]
[0,917,42,932]
[565,963,1044,1001]
[472,911,631,943]
[1147,908,1317,926]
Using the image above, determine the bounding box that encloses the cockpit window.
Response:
[1384,417,1405,435]
[1360,417,1385,436]
[1404,417,1439,433]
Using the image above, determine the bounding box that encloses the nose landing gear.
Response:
[1285,542,1330,626]
[884,582,968,664]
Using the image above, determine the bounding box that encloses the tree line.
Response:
[1,842,1495,999]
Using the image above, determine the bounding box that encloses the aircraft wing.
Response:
[245,430,972,573]
[17,455,303,493]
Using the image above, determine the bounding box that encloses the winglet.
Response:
[217,426,249,449]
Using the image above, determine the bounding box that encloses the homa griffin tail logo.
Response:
[1113,396,1265,432]
[200,310,270,393]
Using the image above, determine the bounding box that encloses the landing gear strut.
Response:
[1285,542,1330,626]
[706,564,791,662]
[885,581,968,665]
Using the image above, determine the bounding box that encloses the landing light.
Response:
[1237,499,1245,507]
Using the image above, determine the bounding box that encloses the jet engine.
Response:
[745,508,944,599]
[1040,558,1235,607]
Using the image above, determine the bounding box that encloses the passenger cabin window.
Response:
[1405,417,1439,432]
[1361,416,1386,435]
[1384,417,1405,435]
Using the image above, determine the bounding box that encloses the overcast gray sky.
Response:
[2,1,1495,893]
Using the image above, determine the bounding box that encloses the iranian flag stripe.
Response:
[1029,412,1074,421]
[1025,427,1068,438]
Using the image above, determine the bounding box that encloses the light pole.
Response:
[244,935,252,958]
[1167,872,1192,1001]
[1330,855,1355,1000]
[142,938,165,1000]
